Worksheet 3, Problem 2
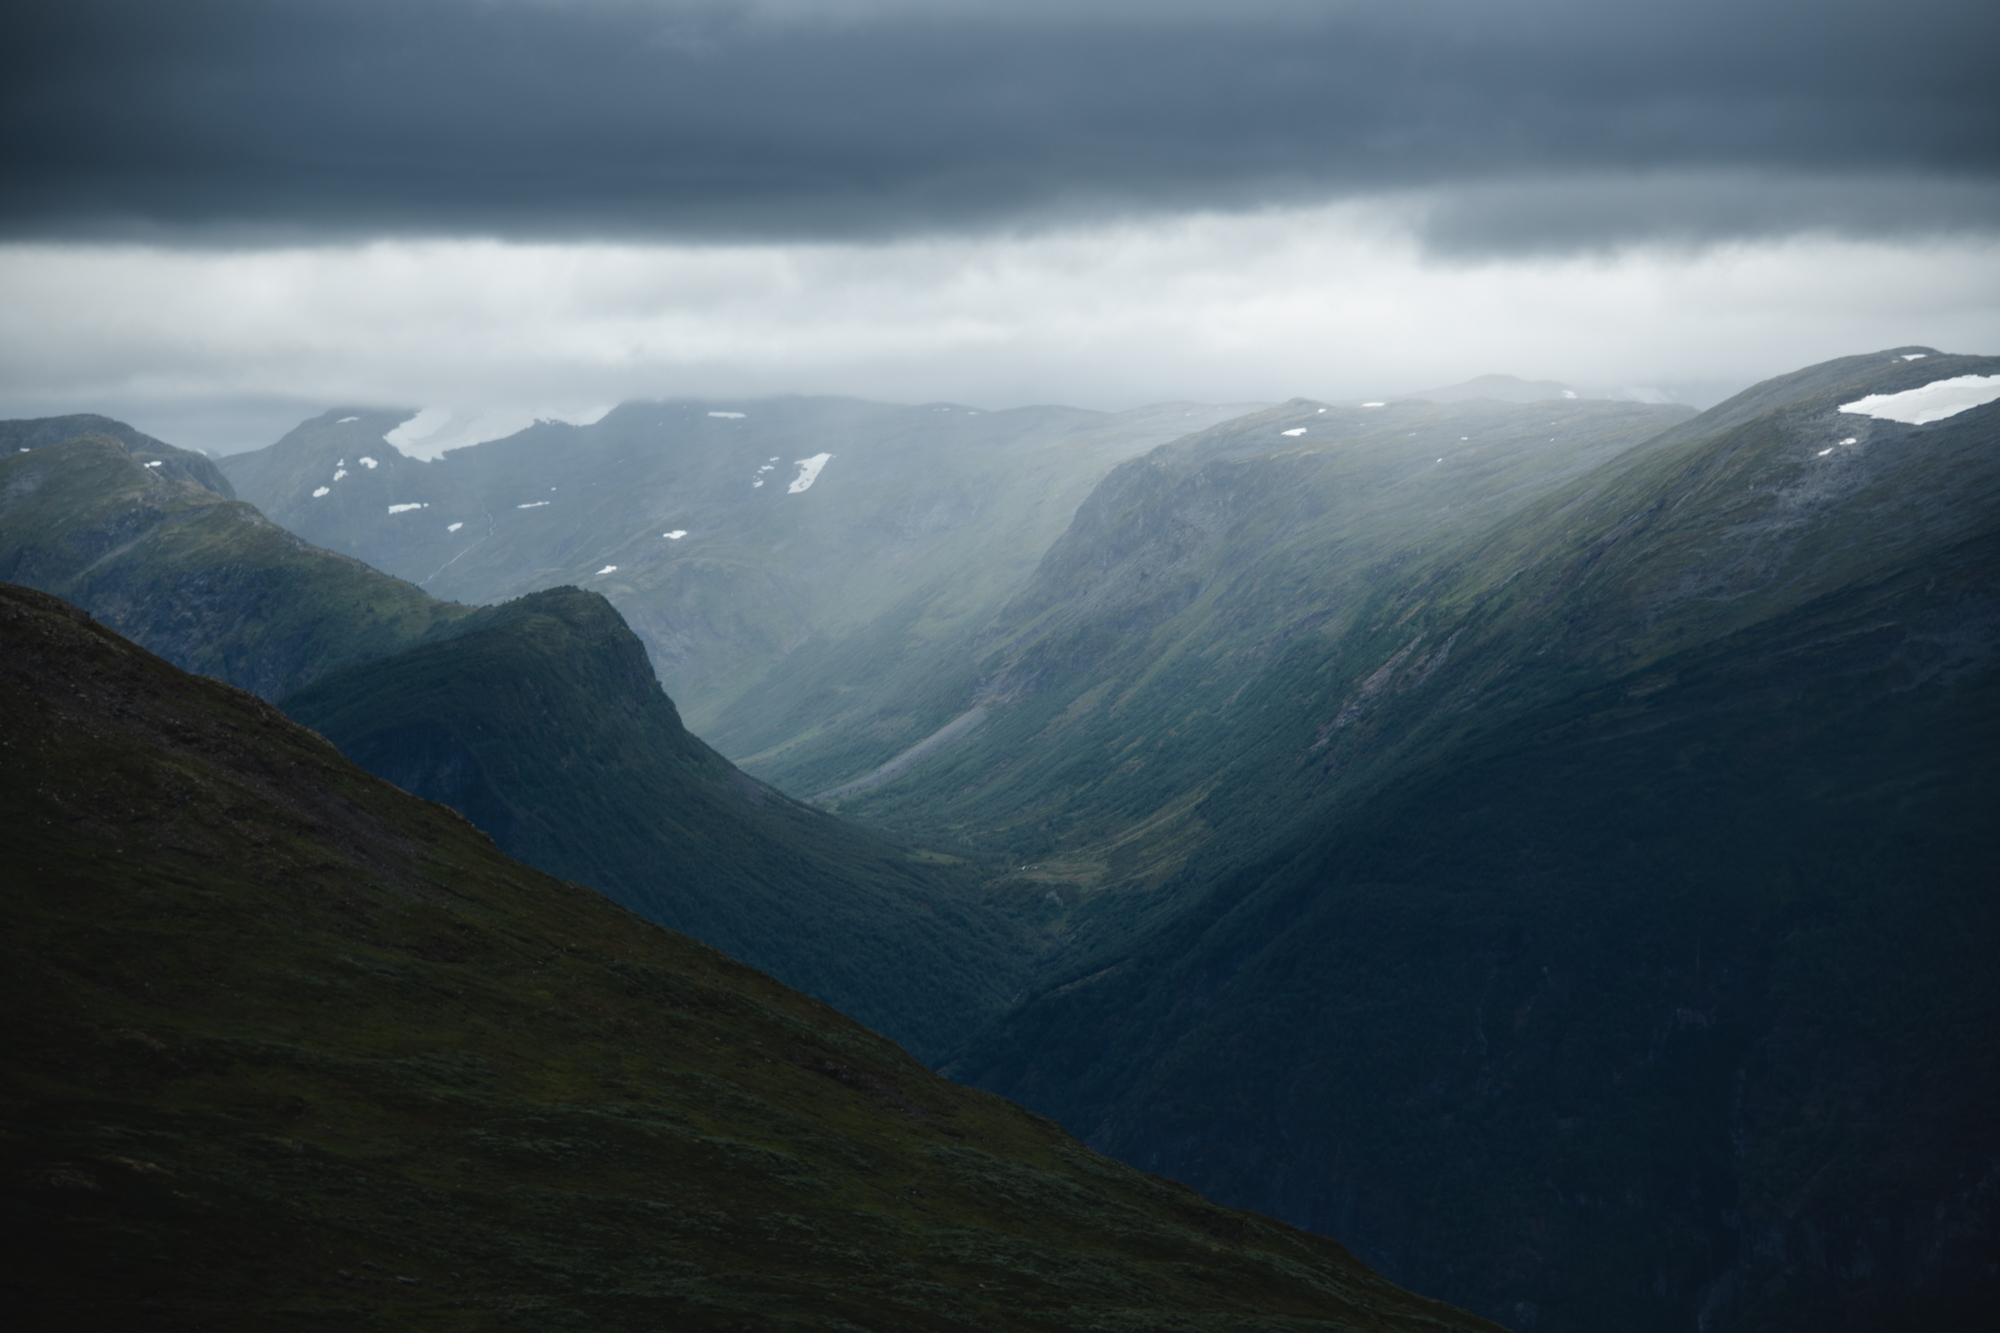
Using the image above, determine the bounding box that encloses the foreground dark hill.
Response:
[0,429,469,698]
[0,582,1500,1333]
[280,586,1030,1059]
[946,349,2000,1331]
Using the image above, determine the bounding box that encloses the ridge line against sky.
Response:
[2,0,1997,451]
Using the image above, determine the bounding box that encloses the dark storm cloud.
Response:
[4,0,1997,249]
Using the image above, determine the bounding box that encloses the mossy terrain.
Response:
[280,586,1036,1060]
[0,582,1499,1333]
[0,431,470,698]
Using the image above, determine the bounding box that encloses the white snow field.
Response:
[708,411,746,419]
[359,456,378,468]
[788,453,833,493]
[596,565,618,575]
[337,416,359,423]
[1839,375,2000,425]
[386,407,451,450]
[312,486,330,497]
[1282,428,1307,437]
[664,530,687,540]
[517,501,550,509]
[387,503,426,514]
[448,522,464,532]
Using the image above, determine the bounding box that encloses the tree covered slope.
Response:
[0,581,1499,1333]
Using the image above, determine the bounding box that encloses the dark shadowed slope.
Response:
[0,430,469,698]
[279,586,1032,1060]
[0,582,1500,1333]
[947,349,2000,1332]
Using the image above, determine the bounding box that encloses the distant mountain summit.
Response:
[0,429,465,698]
[219,395,1262,746]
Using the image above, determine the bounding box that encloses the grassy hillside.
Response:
[279,586,1034,1060]
[0,430,468,698]
[1,412,236,496]
[0,581,1499,1333]
[943,348,2000,1331]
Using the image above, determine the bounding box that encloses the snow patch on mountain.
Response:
[788,453,833,493]
[1840,375,2000,425]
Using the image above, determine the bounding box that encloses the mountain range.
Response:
[218,395,1254,749]
[0,431,1027,1059]
[6,348,1996,1331]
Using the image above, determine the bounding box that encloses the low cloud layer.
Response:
[6,0,1996,251]
[6,206,1996,452]
[5,2,1994,447]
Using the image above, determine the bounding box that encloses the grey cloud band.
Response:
[3,0,1997,248]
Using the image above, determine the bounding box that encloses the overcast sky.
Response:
[4,0,1997,451]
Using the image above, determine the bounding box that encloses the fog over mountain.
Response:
[2,0,1996,444]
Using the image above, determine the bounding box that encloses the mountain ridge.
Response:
[280,584,1036,1059]
[937,347,2000,1330]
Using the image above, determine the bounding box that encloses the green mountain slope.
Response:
[944,349,2000,1331]
[2,413,237,496]
[219,396,1258,749]
[0,581,1499,1333]
[278,586,1032,1060]
[797,393,1695,959]
[0,429,469,698]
